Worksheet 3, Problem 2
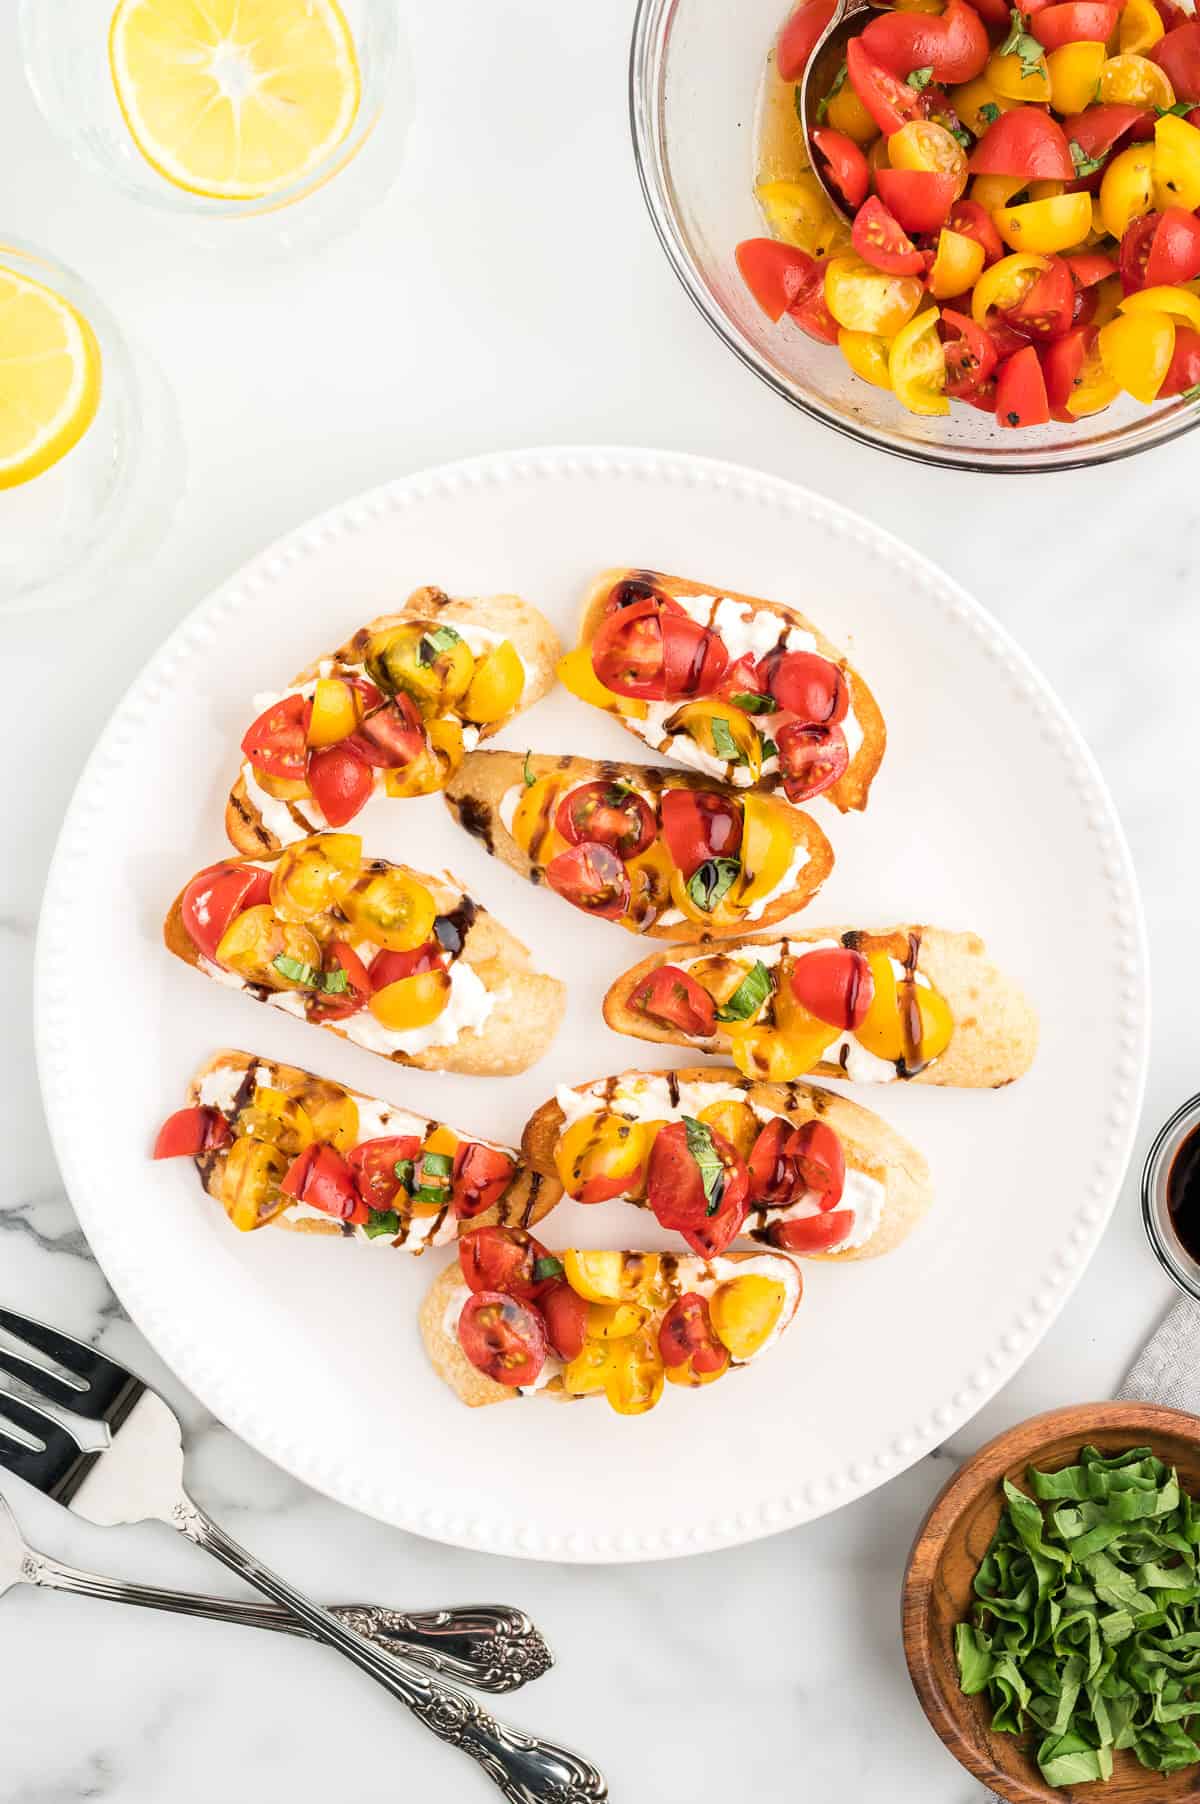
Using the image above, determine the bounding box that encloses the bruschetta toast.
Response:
[557,567,886,811]
[522,1067,933,1262]
[227,587,561,856]
[442,750,834,940]
[603,927,1038,1087]
[154,1051,554,1247]
[164,832,565,1076]
[421,1231,804,1412]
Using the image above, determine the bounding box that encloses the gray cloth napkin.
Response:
[982,1296,1200,1801]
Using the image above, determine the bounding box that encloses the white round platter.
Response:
[35,446,1149,1563]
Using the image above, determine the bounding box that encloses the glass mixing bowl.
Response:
[630,0,1200,472]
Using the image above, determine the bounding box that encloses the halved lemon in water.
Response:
[108,0,361,201]
[0,266,102,490]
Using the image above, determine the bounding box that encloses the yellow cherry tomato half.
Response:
[927,228,985,300]
[562,1250,665,1306]
[381,747,445,798]
[338,868,437,951]
[1098,309,1176,400]
[1098,51,1174,107]
[603,1325,665,1415]
[1067,335,1122,414]
[1121,284,1200,329]
[971,252,1049,324]
[554,1113,648,1204]
[986,46,1051,101]
[289,1077,359,1151]
[1154,112,1200,212]
[949,77,1017,136]
[586,1301,649,1341]
[888,309,950,415]
[1099,140,1157,237]
[214,904,322,989]
[886,120,968,193]
[824,255,924,336]
[220,1136,289,1233]
[307,676,360,747]
[668,699,764,779]
[824,78,881,144]
[838,327,893,387]
[696,1098,762,1163]
[268,832,362,922]
[424,714,466,779]
[237,1087,315,1158]
[756,175,848,258]
[365,622,475,712]
[855,952,955,1066]
[736,796,805,911]
[709,1275,789,1360]
[556,644,647,719]
[971,172,1027,211]
[1120,0,1164,53]
[462,640,523,725]
[368,966,451,1031]
[993,192,1094,254]
[1046,41,1107,115]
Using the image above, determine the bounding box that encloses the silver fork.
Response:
[0,1308,605,1804]
[0,1489,551,1694]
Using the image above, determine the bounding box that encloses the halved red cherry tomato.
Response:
[368,942,445,989]
[736,240,822,322]
[544,843,631,919]
[1040,324,1094,412]
[986,317,1035,363]
[812,128,871,210]
[1146,207,1200,284]
[629,965,718,1037]
[791,281,842,343]
[748,1117,846,1211]
[996,344,1051,426]
[764,649,849,723]
[1154,21,1200,101]
[1005,256,1076,339]
[660,613,730,698]
[646,1120,750,1256]
[1064,250,1119,287]
[874,167,959,234]
[860,0,989,86]
[851,196,925,275]
[1061,103,1152,163]
[940,308,999,396]
[1120,211,1162,291]
[1158,322,1200,392]
[777,0,837,79]
[772,1208,856,1252]
[661,788,743,877]
[1034,1,1118,48]
[458,1226,551,1298]
[718,652,766,703]
[591,599,727,701]
[541,1281,589,1360]
[458,1291,546,1388]
[775,721,850,803]
[847,38,928,134]
[747,1117,804,1205]
[241,693,311,781]
[969,109,1075,179]
[790,1119,847,1209]
[452,1142,518,1218]
[556,781,655,859]
[347,695,425,769]
[308,939,372,1022]
[153,1106,232,1159]
[306,744,373,827]
[280,1143,360,1220]
[658,1293,731,1376]
[346,1134,422,1213]
[180,863,272,962]
[947,199,1006,267]
[790,946,874,1030]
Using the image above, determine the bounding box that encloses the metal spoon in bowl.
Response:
[798,0,884,221]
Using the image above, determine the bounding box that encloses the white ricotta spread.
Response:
[241,761,324,847]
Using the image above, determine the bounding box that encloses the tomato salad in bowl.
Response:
[739,0,1200,429]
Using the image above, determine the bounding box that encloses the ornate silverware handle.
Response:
[176,1496,607,1803]
[22,1547,551,1694]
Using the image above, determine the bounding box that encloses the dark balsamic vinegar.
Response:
[1168,1125,1200,1264]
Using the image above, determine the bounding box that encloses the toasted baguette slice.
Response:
[420,1247,804,1409]
[228,587,561,856]
[603,927,1038,1089]
[443,750,834,942]
[560,567,886,811]
[176,1050,555,1248]
[522,1067,933,1262]
[164,848,565,1077]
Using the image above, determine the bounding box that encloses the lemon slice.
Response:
[0,266,102,490]
[108,0,361,201]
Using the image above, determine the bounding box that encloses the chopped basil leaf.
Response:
[682,1115,726,1216]
[1182,383,1200,401]
[760,737,778,760]
[421,1151,453,1179]
[320,966,349,995]
[979,101,1000,126]
[906,64,934,90]
[685,857,741,914]
[362,1211,402,1240]
[715,960,773,1023]
[709,715,748,766]
[417,624,463,666]
[1000,8,1045,76]
[730,691,777,715]
[948,121,971,150]
[412,1185,450,1209]
[813,58,847,125]
[1069,139,1105,178]
[523,749,536,787]
[272,954,321,988]
[533,1256,565,1282]
[392,1158,415,1191]
[1158,100,1193,116]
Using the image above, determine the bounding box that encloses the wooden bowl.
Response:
[903,1402,1200,1803]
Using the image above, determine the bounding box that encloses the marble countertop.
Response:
[0,4,1191,1800]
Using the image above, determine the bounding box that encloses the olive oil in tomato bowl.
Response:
[629,0,1200,471]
